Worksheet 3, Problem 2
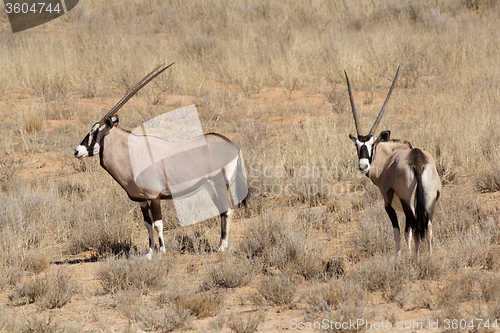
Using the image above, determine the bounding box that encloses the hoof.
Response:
[217,240,228,251]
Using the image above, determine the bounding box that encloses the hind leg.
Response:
[425,221,432,255]
[401,201,417,261]
[218,208,233,251]
[425,194,438,256]
[385,204,401,260]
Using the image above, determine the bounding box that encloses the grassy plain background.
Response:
[1,0,500,332]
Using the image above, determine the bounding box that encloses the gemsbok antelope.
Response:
[74,63,247,259]
[345,67,441,260]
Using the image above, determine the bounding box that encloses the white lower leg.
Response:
[153,219,166,254]
[426,221,433,255]
[145,222,154,260]
[393,227,401,260]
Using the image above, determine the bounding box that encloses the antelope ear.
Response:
[349,134,357,143]
[376,130,391,143]
[104,115,119,128]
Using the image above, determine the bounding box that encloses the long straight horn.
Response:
[344,70,362,136]
[99,62,175,123]
[368,66,400,136]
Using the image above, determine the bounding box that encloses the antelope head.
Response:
[74,63,174,158]
[346,67,400,173]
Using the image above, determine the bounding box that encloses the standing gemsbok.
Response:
[345,67,441,260]
[74,63,247,258]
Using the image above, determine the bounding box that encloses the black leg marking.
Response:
[385,188,399,229]
[151,199,163,222]
[401,200,416,235]
[220,212,227,241]
[140,204,153,225]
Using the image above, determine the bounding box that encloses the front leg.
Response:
[139,201,155,259]
[144,221,155,260]
[150,199,165,254]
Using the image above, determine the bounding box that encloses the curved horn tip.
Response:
[368,66,400,136]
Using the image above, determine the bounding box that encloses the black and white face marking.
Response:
[349,134,375,173]
[74,123,102,158]
[349,130,391,173]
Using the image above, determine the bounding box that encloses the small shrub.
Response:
[168,228,214,254]
[135,305,192,333]
[9,275,47,306]
[478,272,500,302]
[323,258,345,279]
[348,202,394,261]
[0,154,24,193]
[204,256,258,289]
[489,300,500,322]
[306,279,365,312]
[96,256,171,294]
[20,316,59,333]
[175,291,225,318]
[67,194,135,258]
[23,249,51,274]
[486,246,500,271]
[239,212,325,279]
[416,256,447,280]
[436,158,457,185]
[348,256,415,302]
[9,268,76,309]
[476,167,500,193]
[396,285,433,310]
[257,274,298,308]
[437,272,478,306]
[39,269,77,309]
[227,311,265,333]
[0,264,24,289]
[323,301,368,333]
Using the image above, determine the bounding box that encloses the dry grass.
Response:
[96,256,171,294]
[9,268,76,309]
[1,0,500,331]
[306,278,365,312]
[175,291,225,318]
[134,305,192,333]
[349,256,416,302]
[239,211,327,279]
[257,274,299,308]
[227,311,266,333]
[203,255,258,289]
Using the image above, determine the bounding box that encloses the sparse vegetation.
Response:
[1,0,500,331]
[9,268,76,309]
[257,274,299,308]
[96,256,171,294]
[227,311,266,333]
[204,255,258,289]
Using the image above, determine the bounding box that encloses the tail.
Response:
[413,166,428,240]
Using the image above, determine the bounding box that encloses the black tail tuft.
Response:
[414,166,428,240]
